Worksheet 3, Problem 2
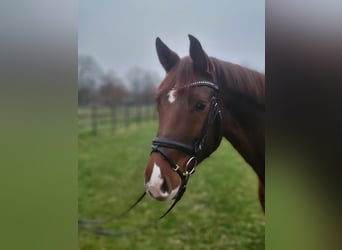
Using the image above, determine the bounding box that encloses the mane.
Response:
[212,57,265,105]
[156,56,265,105]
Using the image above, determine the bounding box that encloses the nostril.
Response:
[160,178,169,194]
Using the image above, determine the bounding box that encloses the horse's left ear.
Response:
[188,34,214,75]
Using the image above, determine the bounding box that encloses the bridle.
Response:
[79,80,222,236]
[151,80,222,209]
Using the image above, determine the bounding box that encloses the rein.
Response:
[79,81,221,237]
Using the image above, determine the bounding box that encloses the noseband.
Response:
[151,81,221,203]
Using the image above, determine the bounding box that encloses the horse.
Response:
[144,35,265,211]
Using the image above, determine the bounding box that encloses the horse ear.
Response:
[156,37,180,72]
[188,34,214,75]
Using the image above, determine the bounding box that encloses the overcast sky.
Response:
[79,1,264,79]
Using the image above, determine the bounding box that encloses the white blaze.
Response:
[148,163,163,187]
[167,89,177,103]
[146,161,180,200]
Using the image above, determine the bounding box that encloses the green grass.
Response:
[79,122,265,249]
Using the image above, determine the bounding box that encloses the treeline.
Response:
[78,55,161,107]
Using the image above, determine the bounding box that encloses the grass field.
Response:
[79,121,265,249]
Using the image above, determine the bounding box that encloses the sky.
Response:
[79,1,264,79]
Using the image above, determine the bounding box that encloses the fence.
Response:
[78,105,157,135]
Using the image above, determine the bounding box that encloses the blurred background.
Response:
[2,0,342,249]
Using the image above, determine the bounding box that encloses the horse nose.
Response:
[144,162,172,200]
[146,177,170,201]
[145,161,181,201]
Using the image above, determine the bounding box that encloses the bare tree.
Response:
[126,67,160,105]
[78,55,103,106]
[140,71,160,104]
[96,71,128,106]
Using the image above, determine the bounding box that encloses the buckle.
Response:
[173,164,180,172]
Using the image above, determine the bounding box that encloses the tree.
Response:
[96,71,128,106]
[78,55,103,106]
[125,67,161,105]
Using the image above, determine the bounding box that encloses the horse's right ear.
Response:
[188,34,214,75]
[156,37,180,72]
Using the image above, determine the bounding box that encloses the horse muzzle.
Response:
[144,161,180,201]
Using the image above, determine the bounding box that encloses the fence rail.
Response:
[78,105,157,135]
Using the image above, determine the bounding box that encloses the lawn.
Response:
[78,121,265,249]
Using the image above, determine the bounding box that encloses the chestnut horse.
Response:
[144,35,265,211]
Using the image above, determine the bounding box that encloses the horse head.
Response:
[144,35,222,201]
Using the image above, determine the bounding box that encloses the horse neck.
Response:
[213,59,265,183]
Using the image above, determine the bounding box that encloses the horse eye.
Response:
[194,102,206,112]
